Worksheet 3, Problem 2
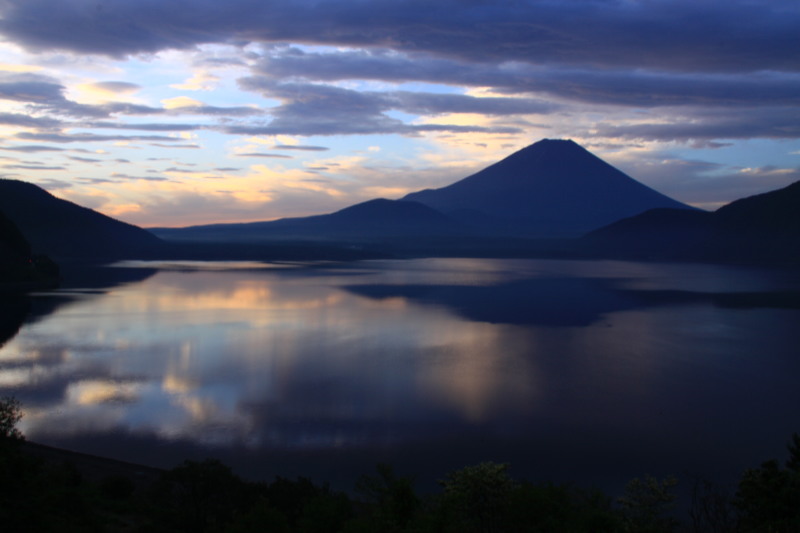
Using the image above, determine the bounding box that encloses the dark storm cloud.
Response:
[0,0,797,74]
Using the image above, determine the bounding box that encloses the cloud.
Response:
[148,142,201,149]
[166,104,264,117]
[170,70,221,91]
[0,144,64,152]
[605,148,800,209]
[163,167,199,174]
[16,131,188,143]
[0,72,261,132]
[0,71,65,103]
[0,0,795,226]
[80,81,142,99]
[233,79,533,136]
[273,145,329,152]
[3,163,65,170]
[234,152,293,159]
[385,91,557,116]
[85,120,204,132]
[0,1,797,75]
[91,81,141,93]
[110,172,171,182]
[162,96,203,109]
[0,112,63,129]
[595,107,800,142]
[258,47,800,108]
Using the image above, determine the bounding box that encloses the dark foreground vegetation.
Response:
[1,398,799,532]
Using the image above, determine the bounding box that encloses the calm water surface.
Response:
[1,258,799,494]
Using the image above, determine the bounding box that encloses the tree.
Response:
[439,461,516,533]
[154,458,248,532]
[0,396,23,442]
[353,463,420,531]
[735,434,800,532]
[617,475,679,533]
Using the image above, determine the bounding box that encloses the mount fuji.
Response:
[403,139,693,237]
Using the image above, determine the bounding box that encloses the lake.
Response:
[1,257,799,498]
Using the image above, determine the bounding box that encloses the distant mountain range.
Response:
[153,198,468,244]
[1,140,798,265]
[153,139,695,245]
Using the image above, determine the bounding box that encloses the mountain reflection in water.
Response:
[1,258,799,494]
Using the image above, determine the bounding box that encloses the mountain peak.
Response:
[403,139,691,237]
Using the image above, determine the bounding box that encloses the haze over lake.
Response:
[2,258,799,494]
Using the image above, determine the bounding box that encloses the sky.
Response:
[0,0,798,228]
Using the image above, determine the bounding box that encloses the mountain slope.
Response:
[0,209,31,260]
[0,179,165,259]
[152,198,466,243]
[582,180,800,263]
[0,208,59,288]
[404,139,692,237]
[704,180,800,263]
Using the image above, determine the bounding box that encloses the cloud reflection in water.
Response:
[0,258,798,491]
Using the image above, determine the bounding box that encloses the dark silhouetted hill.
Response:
[581,208,714,258]
[0,179,165,259]
[0,209,31,260]
[703,180,800,263]
[403,139,693,237]
[582,180,800,264]
[0,208,59,289]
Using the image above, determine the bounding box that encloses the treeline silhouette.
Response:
[1,396,799,532]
